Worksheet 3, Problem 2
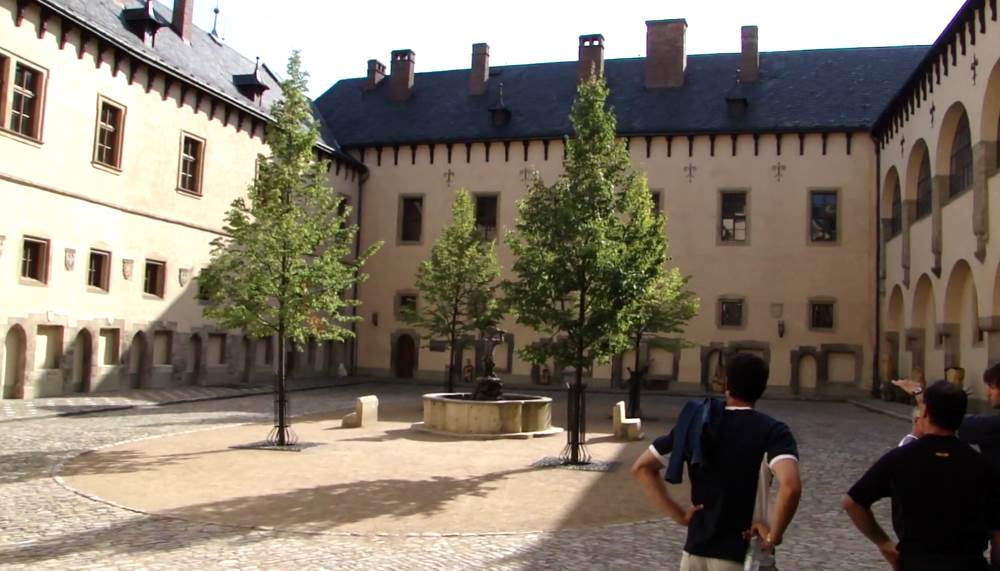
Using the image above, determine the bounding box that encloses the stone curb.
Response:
[849,399,911,422]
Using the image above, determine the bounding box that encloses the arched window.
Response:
[916,155,932,219]
[889,185,902,238]
[949,114,972,198]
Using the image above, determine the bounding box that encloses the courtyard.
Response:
[0,381,904,570]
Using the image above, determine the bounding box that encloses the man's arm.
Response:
[765,458,802,549]
[842,495,898,568]
[630,449,703,526]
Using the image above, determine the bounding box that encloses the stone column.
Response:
[972,141,995,261]
[902,199,915,287]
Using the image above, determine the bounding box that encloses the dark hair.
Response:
[984,363,1000,388]
[725,353,769,403]
[923,380,968,431]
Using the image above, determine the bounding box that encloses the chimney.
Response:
[389,49,415,101]
[577,34,605,82]
[172,0,194,43]
[740,26,759,83]
[366,59,386,91]
[469,43,490,96]
[645,19,687,89]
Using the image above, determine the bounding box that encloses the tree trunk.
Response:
[446,339,456,393]
[568,285,587,465]
[276,321,288,446]
[628,332,642,419]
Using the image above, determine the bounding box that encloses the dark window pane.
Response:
[10,63,39,138]
[96,103,122,167]
[916,157,932,219]
[720,300,743,327]
[21,238,46,282]
[88,250,109,290]
[651,192,661,213]
[180,137,202,193]
[949,116,973,198]
[811,303,834,329]
[475,195,497,240]
[889,186,902,238]
[720,192,747,242]
[144,261,164,297]
[810,192,838,242]
[401,197,423,242]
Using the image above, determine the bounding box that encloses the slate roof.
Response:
[315,46,929,148]
[38,0,353,163]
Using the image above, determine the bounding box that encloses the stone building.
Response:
[3,0,998,406]
[0,0,363,397]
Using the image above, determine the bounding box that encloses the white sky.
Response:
[185,0,968,97]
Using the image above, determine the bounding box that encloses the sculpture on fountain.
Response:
[471,325,506,400]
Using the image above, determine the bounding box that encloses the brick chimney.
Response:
[172,0,194,43]
[645,19,687,89]
[469,43,490,96]
[366,59,386,91]
[389,49,415,101]
[577,34,605,82]
[740,26,759,83]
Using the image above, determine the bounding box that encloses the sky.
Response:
[182,0,969,97]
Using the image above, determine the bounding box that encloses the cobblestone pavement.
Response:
[0,384,905,570]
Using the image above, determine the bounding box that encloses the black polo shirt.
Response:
[960,414,1000,472]
[651,408,799,563]
[848,434,1000,568]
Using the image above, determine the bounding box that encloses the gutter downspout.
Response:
[873,138,883,398]
[351,167,369,377]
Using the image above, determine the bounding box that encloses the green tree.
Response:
[625,270,699,419]
[505,76,665,463]
[402,190,501,392]
[199,52,381,446]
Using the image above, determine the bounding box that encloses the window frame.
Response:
[177,132,206,196]
[717,297,746,329]
[397,194,425,244]
[718,190,749,245]
[808,189,840,245]
[473,193,499,241]
[948,116,973,200]
[915,156,932,220]
[395,291,418,320]
[19,236,50,284]
[87,248,111,292]
[143,259,166,299]
[93,96,126,171]
[0,51,47,143]
[888,185,902,239]
[808,299,836,332]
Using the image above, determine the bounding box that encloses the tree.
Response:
[199,52,381,446]
[505,76,665,464]
[625,270,699,419]
[402,190,501,392]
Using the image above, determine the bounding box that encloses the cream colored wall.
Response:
[879,1,1000,405]
[354,129,878,393]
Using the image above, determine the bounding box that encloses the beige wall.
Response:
[880,1,1000,406]
[352,129,877,395]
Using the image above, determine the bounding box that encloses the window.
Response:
[20,237,48,283]
[475,195,498,240]
[397,293,417,319]
[651,191,662,214]
[87,249,111,291]
[720,191,747,242]
[719,299,744,328]
[6,60,44,139]
[143,259,165,297]
[810,301,835,330]
[99,328,120,365]
[94,99,125,168]
[337,195,350,219]
[949,115,973,198]
[889,185,902,238]
[400,196,423,242]
[916,155,932,219]
[178,134,204,194]
[810,191,838,242]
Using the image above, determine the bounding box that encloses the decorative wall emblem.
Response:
[771,161,787,182]
[179,267,191,287]
[64,248,76,271]
[123,259,134,280]
[0,235,5,257]
[972,55,979,85]
[683,163,698,183]
[519,167,533,185]
[443,169,456,188]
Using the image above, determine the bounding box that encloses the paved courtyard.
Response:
[0,382,904,570]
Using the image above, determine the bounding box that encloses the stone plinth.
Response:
[414,393,563,439]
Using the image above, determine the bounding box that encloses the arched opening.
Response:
[2,325,27,399]
[705,349,724,392]
[71,329,93,394]
[911,274,939,379]
[186,334,203,385]
[128,332,148,389]
[905,141,933,221]
[980,58,1000,147]
[949,114,973,198]
[395,334,416,379]
[887,285,905,379]
[798,354,818,390]
[883,167,902,238]
[943,260,979,372]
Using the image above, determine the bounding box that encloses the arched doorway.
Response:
[187,334,203,386]
[128,332,148,389]
[705,349,724,392]
[71,329,92,394]
[886,285,905,380]
[2,326,27,399]
[943,259,979,377]
[396,334,416,379]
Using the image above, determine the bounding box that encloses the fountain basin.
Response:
[413,393,563,439]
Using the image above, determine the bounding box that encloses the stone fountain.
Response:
[413,326,563,439]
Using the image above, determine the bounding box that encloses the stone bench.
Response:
[613,400,643,441]
[342,395,379,428]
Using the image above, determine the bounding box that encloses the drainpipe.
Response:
[873,137,883,398]
[351,166,369,377]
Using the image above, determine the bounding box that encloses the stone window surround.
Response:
[19,234,50,286]
[396,193,425,245]
[86,247,112,293]
[92,95,126,172]
[808,297,837,332]
[0,49,48,144]
[394,290,418,321]
[176,131,206,197]
[717,188,750,246]
[142,257,167,299]
[717,295,747,330]
[806,188,841,246]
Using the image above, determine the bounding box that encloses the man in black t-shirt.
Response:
[844,381,1000,571]
[632,353,803,571]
